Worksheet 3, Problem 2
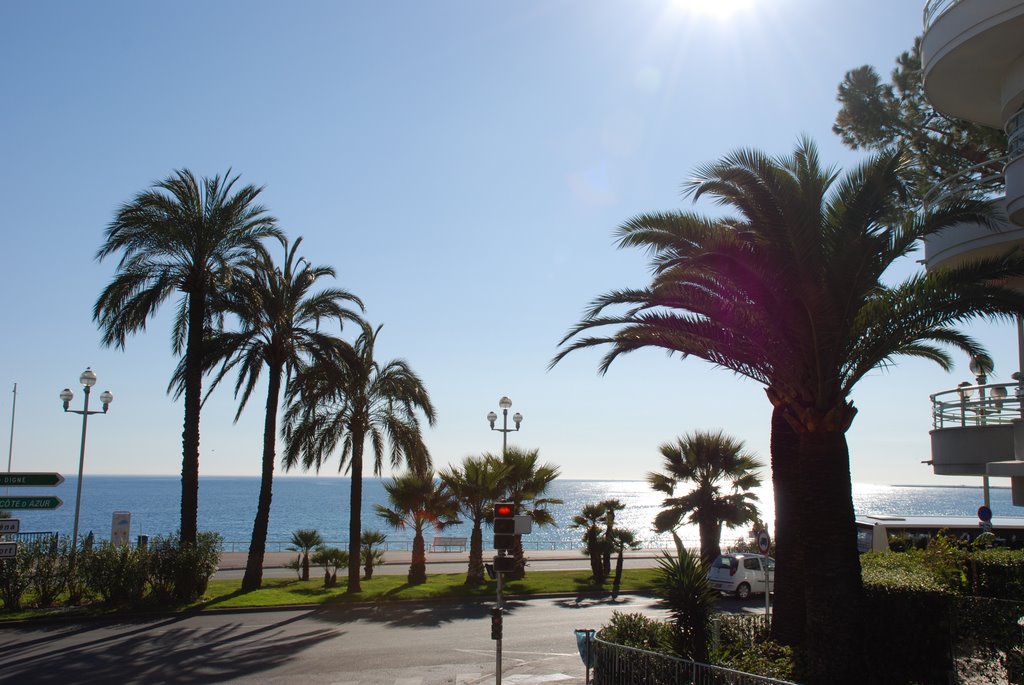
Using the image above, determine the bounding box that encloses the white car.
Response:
[707,553,775,599]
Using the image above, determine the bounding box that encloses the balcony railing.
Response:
[924,0,962,28]
[931,381,1023,428]
[1010,109,1024,163]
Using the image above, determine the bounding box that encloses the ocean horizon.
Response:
[4,475,1020,552]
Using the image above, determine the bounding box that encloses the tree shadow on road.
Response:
[0,612,339,684]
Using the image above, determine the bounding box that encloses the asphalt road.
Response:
[0,591,768,685]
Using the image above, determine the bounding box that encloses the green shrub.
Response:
[86,541,149,605]
[0,543,34,611]
[597,611,674,653]
[26,537,66,608]
[716,640,795,681]
[148,532,223,603]
[968,548,1024,599]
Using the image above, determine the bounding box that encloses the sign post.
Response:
[758,529,772,626]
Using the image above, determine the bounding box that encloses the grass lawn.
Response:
[0,568,662,621]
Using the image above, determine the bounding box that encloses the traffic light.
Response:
[493,554,516,574]
[490,607,503,640]
[493,502,515,550]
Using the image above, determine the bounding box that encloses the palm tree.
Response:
[571,502,609,583]
[648,430,762,566]
[375,472,461,585]
[283,323,437,594]
[653,548,717,662]
[94,169,280,546]
[609,527,640,599]
[201,235,364,591]
[496,447,562,578]
[439,455,508,585]
[600,499,625,576]
[289,528,323,582]
[360,530,387,580]
[552,139,1024,683]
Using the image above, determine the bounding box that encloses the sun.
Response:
[669,0,758,21]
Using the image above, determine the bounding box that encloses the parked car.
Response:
[707,553,774,599]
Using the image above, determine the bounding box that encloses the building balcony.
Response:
[922,0,1024,128]
[930,381,1021,476]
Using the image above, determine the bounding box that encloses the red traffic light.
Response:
[495,503,513,517]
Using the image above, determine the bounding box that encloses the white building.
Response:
[921,0,1024,503]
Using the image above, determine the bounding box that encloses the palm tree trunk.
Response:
[347,437,364,593]
[769,406,805,648]
[180,289,205,547]
[797,428,863,685]
[242,364,282,592]
[588,528,604,582]
[466,520,485,585]
[612,547,624,598]
[697,518,722,566]
[409,529,427,584]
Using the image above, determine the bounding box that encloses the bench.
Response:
[431,536,467,552]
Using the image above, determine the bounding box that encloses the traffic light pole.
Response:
[496,563,504,685]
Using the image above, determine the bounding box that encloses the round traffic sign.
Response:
[978,505,993,523]
[757,530,771,553]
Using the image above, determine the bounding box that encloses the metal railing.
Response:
[924,0,962,28]
[921,155,1009,209]
[591,636,798,685]
[931,381,1023,428]
[219,537,676,553]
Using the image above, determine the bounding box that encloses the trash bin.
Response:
[137,534,148,550]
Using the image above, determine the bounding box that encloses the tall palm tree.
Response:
[202,235,364,591]
[375,471,460,585]
[283,323,436,594]
[552,140,1024,684]
[439,455,508,585]
[647,430,762,566]
[94,169,281,546]
[496,447,562,578]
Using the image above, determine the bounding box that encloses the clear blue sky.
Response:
[1,1,1012,485]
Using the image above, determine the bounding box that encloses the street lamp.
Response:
[487,396,522,455]
[61,368,113,552]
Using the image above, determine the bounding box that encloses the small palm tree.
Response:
[654,548,718,662]
[201,235,364,591]
[375,472,460,585]
[311,546,349,587]
[496,447,562,578]
[289,529,322,582]
[609,528,640,599]
[94,169,280,546]
[648,430,762,566]
[284,323,437,594]
[571,503,609,583]
[360,530,387,580]
[600,499,626,575]
[439,455,508,585]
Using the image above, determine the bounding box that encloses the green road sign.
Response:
[0,472,64,487]
[0,496,63,510]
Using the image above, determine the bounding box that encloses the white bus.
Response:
[855,514,1024,553]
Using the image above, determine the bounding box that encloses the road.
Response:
[0,595,672,684]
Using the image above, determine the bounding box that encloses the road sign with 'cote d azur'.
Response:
[0,496,63,510]
[0,472,64,487]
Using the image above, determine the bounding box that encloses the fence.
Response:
[590,636,797,685]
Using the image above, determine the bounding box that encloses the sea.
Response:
[4,476,1021,552]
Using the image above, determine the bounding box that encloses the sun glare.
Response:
[670,0,758,21]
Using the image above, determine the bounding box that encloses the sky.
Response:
[1,0,1015,487]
